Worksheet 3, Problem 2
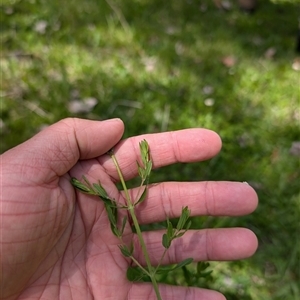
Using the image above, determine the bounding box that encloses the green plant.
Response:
[71,140,193,300]
[2,0,299,297]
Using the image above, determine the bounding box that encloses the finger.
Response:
[129,283,226,300]
[98,128,222,180]
[2,118,124,179]
[133,228,258,266]
[125,181,258,224]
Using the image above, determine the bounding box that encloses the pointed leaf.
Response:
[145,160,152,178]
[108,203,118,223]
[186,220,192,231]
[162,233,171,249]
[120,215,128,235]
[156,258,193,274]
[174,230,186,239]
[82,175,94,190]
[139,140,150,166]
[173,258,193,270]
[134,187,147,206]
[105,203,119,237]
[93,182,109,198]
[166,219,174,239]
[71,178,93,194]
[111,225,120,237]
[176,206,190,231]
[119,244,133,257]
[155,264,177,274]
[136,161,145,178]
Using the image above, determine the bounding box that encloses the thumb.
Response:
[2,118,124,179]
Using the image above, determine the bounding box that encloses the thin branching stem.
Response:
[155,248,168,274]
[71,141,192,300]
[109,151,162,300]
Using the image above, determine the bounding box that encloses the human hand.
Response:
[0,118,258,300]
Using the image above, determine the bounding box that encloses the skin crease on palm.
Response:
[0,118,258,300]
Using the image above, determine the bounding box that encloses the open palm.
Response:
[1,118,258,300]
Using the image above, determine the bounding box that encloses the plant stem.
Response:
[129,207,162,300]
[155,248,168,274]
[128,255,151,277]
[110,154,131,206]
[109,152,162,300]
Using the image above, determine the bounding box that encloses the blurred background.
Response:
[1,0,299,299]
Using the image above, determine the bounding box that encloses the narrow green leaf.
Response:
[105,203,119,237]
[93,182,109,199]
[134,187,147,206]
[120,215,128,235]
[119,245,129,257]
[111,226,120,237]
[82,175,94,190]
[139,140,150,166]
[155,264,177,274]
[137,162,145,178]
[174,230,186,239]
[173,258,193,270]
[156,258,193,274]
[145,160,152,178]
[186,220,192,231]
[176,206,190,231]
[166,219,174,239]
[119,244,133,257]
[162,233,171,249]
[71,177,93,194]
[127,267,150,282]
[99,197,115,207]
[139,140,152,172]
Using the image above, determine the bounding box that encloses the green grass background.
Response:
[1,0,299,299]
